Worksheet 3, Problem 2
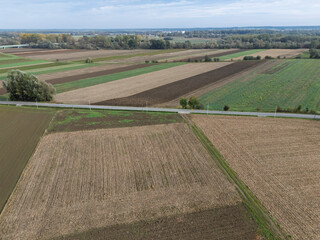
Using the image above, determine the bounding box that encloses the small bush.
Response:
[151,60,158,63]
[179,98,188,109]
[223,105,230,111]
[213,58,220,62]
[265,56,274,59]
[85,57,93,63]
[204,55,212,62]
[145,60,150,64]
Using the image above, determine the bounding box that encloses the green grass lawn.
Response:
[55,62,186,93]
[200,59,320,112]
[219,49,265,61]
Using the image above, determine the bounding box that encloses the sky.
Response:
[1,0,320,29]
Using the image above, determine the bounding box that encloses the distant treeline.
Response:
[2,29,320,50]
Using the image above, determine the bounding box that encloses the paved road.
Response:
[0,101,319,120]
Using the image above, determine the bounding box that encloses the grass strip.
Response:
[219,49,265,61]
[0,60,50,69]
[55,62,186,93]
[187,118,291,240]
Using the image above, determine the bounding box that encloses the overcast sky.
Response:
[1,0,320,29]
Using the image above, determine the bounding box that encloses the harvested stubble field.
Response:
[54,62,230,104]
[25,49,150,61]
[0,123,258,240]
[47,109,184,133]
[0,106,55,213]
[98,60,264,107]
[200,59,320,112]
[231,49,306,61]
[192,115,320,239]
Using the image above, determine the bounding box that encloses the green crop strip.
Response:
[0,60,50,69]
[55,62,186,93]
[188,119,290,240]
[200,59,320,113]
[219,49,265,61]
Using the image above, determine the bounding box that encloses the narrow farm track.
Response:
[97,60,264,106]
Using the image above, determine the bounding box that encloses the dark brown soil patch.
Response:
[97,61,265,107]
[177,49,245,62]
[47,109,183,133]
[51,204,258,240]
[47,64,155,85]
[14,49,86,56]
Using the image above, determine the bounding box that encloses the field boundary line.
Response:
[0,101,319,120]
[183,115,290,240]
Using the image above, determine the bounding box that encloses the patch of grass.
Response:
[200,59,320,112]
[47,108,183,133]
[0,94,9,101]
[55,62,186,93]
[219,49,265,61]
[0,62,69,74]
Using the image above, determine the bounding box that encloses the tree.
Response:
[180,98,187,109]
[3,70,55,101]
[188,97,201,109]
[204,55,212,62]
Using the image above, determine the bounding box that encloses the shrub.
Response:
[223,105,230,111]
[179,98,188,109]
[265,56,274,59]
[213,58,220,62]
[85,57,93,63]
[204,55,212,62]
[188,97,201,109]
[3,70,55,102]
[145,60,150,64]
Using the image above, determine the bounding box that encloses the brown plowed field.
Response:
[53,206,256,240]
[12,49,86,56]
[107,49,217,63]
[232,49,306,60]
[0,123,257,239]
[55,62,231,104]
[97,60,264,107]
[0,106,54,213]
[192,115,320,240]
[177,49,245,62]
[25,49,150,61]
[45,64,153,85]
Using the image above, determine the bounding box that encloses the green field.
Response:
[0,106,55,213]
[55,62,186,93]
[200,59,320,112]
[219,49,265,61]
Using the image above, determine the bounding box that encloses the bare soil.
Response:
[25,49,151,61]
[97,61,264,107]
[192,115,320,240]
[0,106,54,213]
[54,62,231,104]
[0,123,256,240]
[52,205,257,240]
